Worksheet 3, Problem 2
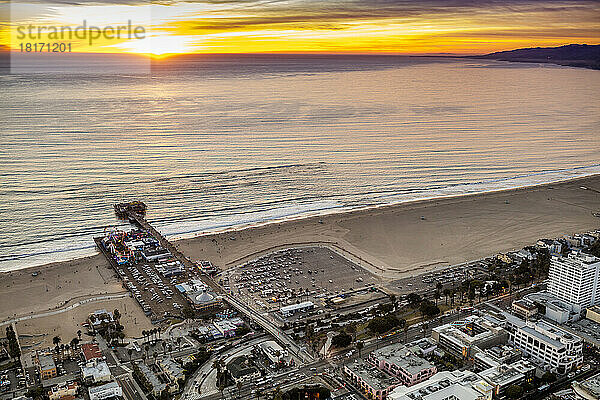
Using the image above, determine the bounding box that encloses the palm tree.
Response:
[142,330,147,344]
[52,336,61,358]
[443,288,451,305]
[128,348,133,361]
[389,294,397,311]
[70,338,78,355]
[356,341,364,358]
[113,308,121,322]
[77,330,82,340]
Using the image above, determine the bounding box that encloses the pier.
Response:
[99,201,313,362]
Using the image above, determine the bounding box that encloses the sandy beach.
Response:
[2,174,599,347]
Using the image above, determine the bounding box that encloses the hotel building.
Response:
[548,253,600,311]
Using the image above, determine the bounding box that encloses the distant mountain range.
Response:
[473,44,600,70]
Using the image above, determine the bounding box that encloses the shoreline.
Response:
[2,171,600,279]
[3,166,599,275]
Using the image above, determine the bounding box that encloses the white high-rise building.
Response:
[548,253,600,311]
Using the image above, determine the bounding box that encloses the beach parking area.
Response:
[221,246,383,317]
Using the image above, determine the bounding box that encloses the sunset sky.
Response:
[2,0,599,56]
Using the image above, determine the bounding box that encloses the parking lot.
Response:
[97,229,196,321]
[116,261,191,321]
[221,246,382,316]
[386,260,487,296]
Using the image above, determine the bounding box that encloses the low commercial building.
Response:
[48,382,78,400]
[473,345,523,371]
[586,305,600,324]
[82,361,112,384]
[259,340,288,365]
[512,300,538,320]
[227,356,261,384]
[88,381,122,400]
[431,316,508,360]
[572,371,600,400]
[478,360,535,398]
[176,280,222,312]
[37,354,57,380]
[388,370,493,400]
[367,343,437,387]
[280,301,315,317]
[523,292,580,324]
[344,360,399,400]
[406,338,437,358]
[213,319,237,338]
[81,343,104,366]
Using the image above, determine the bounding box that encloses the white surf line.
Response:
[0,292,131,326]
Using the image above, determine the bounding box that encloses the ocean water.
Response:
[1,55,599,272]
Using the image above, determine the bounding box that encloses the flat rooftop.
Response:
[371,343,434,375]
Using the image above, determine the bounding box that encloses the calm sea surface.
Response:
[1,55,599,271]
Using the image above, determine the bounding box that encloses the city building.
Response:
[512,299,538,320]
[175,280,222,312]
[259,340,288,365]
[158,358,185,388]
[405,338,438,358]
[48,382,78,400]
[523,291,580,324]
[88,381,123,400]
[87,309,116,333]
[585,305,600,324]
[367,343,437,387]
[548,253,600,312]
[503,313,583,374]
[473,345,523,371]
[388,370,493,400]
[80,343,104,366]
[82,361,112,384]
[572,371,600,400]
[137,362,166,396]
[280,301,315,317]
[431,316,508,360]
[37,354,57,380]
[226,356,261,384]
[478,360,535,398]
[344,360,400,400]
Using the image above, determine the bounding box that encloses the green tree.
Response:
[356,341,364,358]
[331,332,352,348]
[542,371,557,384]
[506,385,523,399]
